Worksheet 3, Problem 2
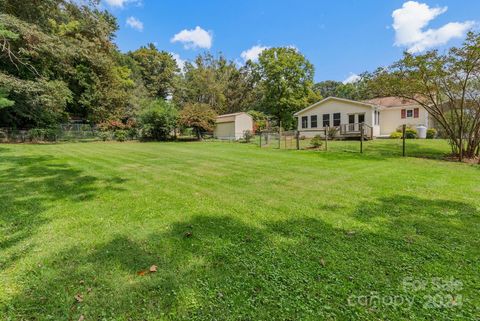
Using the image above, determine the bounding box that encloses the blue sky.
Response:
[104,0,479,83]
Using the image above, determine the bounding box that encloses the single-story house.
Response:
[214,112,254,140]
[294,96,431,138]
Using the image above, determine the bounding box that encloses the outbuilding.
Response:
[214,112,254,140]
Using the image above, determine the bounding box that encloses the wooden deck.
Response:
[298,123,374,140]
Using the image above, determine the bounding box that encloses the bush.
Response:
[405,128,417,139]
[114,130,127,142]
[327,126,339,139]
[139,100,178,141]
[390,131,402,139]
[243,130,254,143]
[0,130,7,142]
[98,131,111,141]
[44,128,60,142]
[127,127,138,140]
[28,128,45,142]
[426,128,437,139]
[310,135,323,148]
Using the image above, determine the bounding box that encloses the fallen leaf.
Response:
[320,258,326,267]
[87,287,92,293]
[79,280,84,285]
[137,270,148,276]
[74,293,83,303]
[149,265,158,273]
[184,231,193,238]
[78,315,85,321]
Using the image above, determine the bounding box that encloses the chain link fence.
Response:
[0,124,100,143]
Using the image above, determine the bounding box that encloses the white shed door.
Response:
[216,122,235,139]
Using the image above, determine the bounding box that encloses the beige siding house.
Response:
[294,96,430,138]
[214,112,254,140]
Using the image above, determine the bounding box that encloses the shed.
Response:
[214,112,254,140]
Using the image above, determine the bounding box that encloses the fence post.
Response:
[402,124,406,157]
[278,122,282,149]
[296,131,300,150]
[259,132,262,148]
[360,123,364,154]
[325,127,328,151]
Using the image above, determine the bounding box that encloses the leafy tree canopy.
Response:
[178,102,217,139]
[130,44,179,99]
[254,47,320,128]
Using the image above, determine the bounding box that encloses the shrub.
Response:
[327,126,339,139]
[0,130,7,142]
[44,128,60,142]
[98,131,111,141]
[28,128,45,142]
[139,100,178,141]
[114,130,127,142]
[390,131,402,139]
[243,130,254,143]
[310,135,323,148]
[248,110,268,132]
[405,128,417,139]
[127,127,138,140]
[426,128,437,139]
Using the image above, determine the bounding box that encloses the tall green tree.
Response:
[0,1,137,127]
[130,44,179,99]
[313,80,341,98]
[254,47,319,128]
[178,102,217,140]
[174,53,258,114]
[313,79,372,101]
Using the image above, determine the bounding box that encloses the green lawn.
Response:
[0,140,479,320]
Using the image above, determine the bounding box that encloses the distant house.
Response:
[214,112,254,140]
[294,96,431,138]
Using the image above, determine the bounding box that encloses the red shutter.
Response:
[401,109,406,119]
[414,108,419,118]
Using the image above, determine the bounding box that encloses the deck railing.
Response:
[339,123,373,140]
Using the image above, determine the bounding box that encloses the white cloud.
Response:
[392,1,475,53]
[240,45,269,62]
[126,17,143,31]
[104,0,141,8]
[171,53,186,71]
[171,26,212,49]
[343,73,361,84]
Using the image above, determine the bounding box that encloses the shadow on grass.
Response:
[0,152,127,269]
[353,195,479,241]
[4,195,478,320]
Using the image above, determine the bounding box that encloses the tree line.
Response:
[0,0,372,130]
[1,0,479,160]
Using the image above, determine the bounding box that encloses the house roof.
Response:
[362,97,419,109]
[294,97,376,116]
[216,112,250,118]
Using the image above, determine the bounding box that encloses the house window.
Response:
[375,111,380,125]
[311,115,318,128]
[323,114,330,127]
[333,113,341,126]
[358,114,365,124]
[301,116,308,129]
[406,109,413,118]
